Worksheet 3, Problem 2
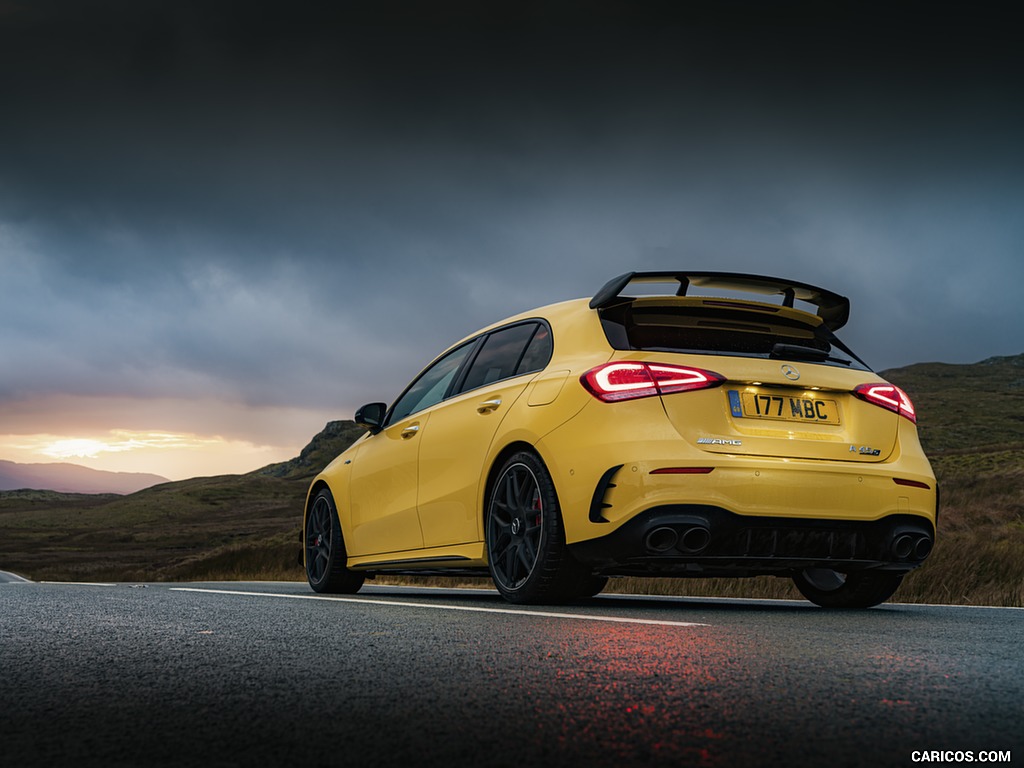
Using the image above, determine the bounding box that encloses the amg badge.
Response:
[698,438,743,446]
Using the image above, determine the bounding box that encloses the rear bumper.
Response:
[568,505,935,577]
[535,396,938,548]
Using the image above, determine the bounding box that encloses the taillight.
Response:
[581,362,725,402]
[853,383,917,423]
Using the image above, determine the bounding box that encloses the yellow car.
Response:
[304,271,937,608]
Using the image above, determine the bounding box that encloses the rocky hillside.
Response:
[254,420,366,480]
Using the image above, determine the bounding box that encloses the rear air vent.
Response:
[589,465,623,523]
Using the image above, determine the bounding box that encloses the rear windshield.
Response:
[599,303,870,370]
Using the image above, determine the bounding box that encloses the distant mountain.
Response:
[0,460,169,495]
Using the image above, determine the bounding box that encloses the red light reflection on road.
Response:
[524,621,741,766]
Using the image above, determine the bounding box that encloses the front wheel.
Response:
[485,452,588,604]
[792,568,904,609]
[305,488,365,594]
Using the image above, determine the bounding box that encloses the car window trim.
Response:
[453,321,535,396]
[385,319,553,427]
[512,324,541,375]
[452,319,552,397]
[449,336,486,398]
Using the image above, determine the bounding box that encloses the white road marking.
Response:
[171,587,709,627]
[39,581,117,587]
[359,583,1024,610]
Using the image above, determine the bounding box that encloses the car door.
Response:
[416,322,553,548]
[346,341,475,556]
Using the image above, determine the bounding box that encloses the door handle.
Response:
[477,398,502,413]
[401,424,420,438]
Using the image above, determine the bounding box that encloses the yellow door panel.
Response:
[416,380,531,548]
[346,414,427,556]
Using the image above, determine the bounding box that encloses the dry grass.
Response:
[895,462,1024,606]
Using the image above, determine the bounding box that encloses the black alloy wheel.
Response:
[486,451,592,604]
[305,488,365,594]
[488,461,544,590]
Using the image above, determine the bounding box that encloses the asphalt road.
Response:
[1,578,1020,768]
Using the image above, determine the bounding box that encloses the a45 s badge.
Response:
[850,445,881,456]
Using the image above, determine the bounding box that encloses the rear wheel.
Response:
[792,568,903,608]
[485,452,588,604]
[305,488,365,594]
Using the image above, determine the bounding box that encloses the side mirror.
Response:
[354,402,387,434]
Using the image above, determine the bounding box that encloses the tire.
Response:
[572,574,609,599]
[305,488,365,594]
[485,451,588,604]
[792,568,904,609]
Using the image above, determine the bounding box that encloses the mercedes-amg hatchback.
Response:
[304,271,937,608]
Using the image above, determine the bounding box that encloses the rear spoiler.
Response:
[589,271,851,331]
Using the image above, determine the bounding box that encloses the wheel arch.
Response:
[481,441,545,537]
[304,478,332,516]
[302,479,366,594]
[301,479,332,559]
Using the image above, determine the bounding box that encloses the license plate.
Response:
[728,390,841,425]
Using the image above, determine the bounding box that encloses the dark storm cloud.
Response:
[1,1,1022,419]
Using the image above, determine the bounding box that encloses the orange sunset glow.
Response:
[0,430,291,480]
[0,395,343,480]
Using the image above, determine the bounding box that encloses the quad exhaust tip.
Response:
[892,534,914,559]
[679,526,712,554]
[644,527,678,553]
[891,533,934,561]
[913,537,933,560]
[644,525,712,555]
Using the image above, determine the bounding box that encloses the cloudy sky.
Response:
[1,1,1022,479]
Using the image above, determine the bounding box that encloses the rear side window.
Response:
[599,303,869,370]
[458,322,551,394]
[516,324,552,375]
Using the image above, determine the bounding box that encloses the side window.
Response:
[458,323,538,394]
[516,324,552,375]
[388,342,475,424]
